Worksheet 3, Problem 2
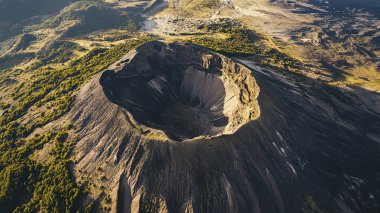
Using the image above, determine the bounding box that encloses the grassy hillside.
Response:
[41,1,140,37]
[0,0,142,72]
[0,36,156,212]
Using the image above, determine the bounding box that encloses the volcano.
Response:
[99,41,259,141]
[70,41,380,213]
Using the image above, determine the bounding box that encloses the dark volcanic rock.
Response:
[70,41,380,213]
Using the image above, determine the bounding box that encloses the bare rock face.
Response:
[99,41,259,141]
[70,41,380,213]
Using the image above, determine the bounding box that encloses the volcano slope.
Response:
[70,41,380,212]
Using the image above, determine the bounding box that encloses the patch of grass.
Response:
[188,26,261,55]
[0,102,10,110]
[13,128,83,213]
[46,1,141,38]
[184,24,303,71]
[37,40,86,65]
[0,127,80,213]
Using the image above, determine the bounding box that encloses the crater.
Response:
[100,41,260,141]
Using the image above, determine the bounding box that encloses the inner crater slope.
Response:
[100,41,260,141]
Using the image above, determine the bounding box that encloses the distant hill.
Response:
[43,1,139,37]
[309,0,380,13]
[0,0,77,22]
